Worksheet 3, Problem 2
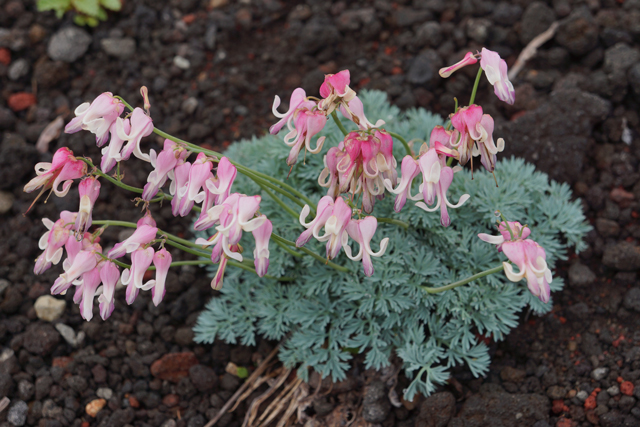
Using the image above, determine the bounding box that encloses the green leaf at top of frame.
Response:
[100,0,122,11]
[37,0,71,15]
[71,0,100,17]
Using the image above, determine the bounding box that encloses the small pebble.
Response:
[607,385,620,396]
[576,390,589,401]
[96,387,113,400]
[591,367,609,381]
[85,398,106,417]
[173,56,190,70]
[34,295,66,322]
[7,400,28,426]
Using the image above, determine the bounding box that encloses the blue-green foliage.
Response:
[193,90,590,399]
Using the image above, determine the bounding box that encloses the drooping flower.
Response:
[176,152,214,217]
[479,48,515,105]
[339,96,385,130]
[207,157,237,205]
[170,161,192,217]
[142,139,189,201]
[100,120,129,173]
[479,221,552,303]
[108,223,157,259]
[24,147,87,209]
[270,88,308,135]
[75,177,101,234]
[121,247,155,305]
[297,196,352,260]
[51,249,100,295]
[98,260,120,320]
[282,101,327,166]
[252,220,272,278]
[116,107,154,162]
[76,265,103,321]
[439,52,478,78]
[318,70,357,114]
[64,92,124,147]
[450,105,504,172]
[34,211,77,275]
[344,216,389,277]
[384,127,469,226]
[146,248,172,307]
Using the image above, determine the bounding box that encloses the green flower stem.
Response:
[468,67,483,106]
[422,264,504,294]
[80,158,142,194]
[92,220,202,250]
[256,183,299,220]
[241,169,305,211]
[388,132,413,157]
[376,217,409,229]
[271,234,350,273]
[331,111,349,136]
[116,95,317,211]
[272,237,303,258]
[496,210,515,240]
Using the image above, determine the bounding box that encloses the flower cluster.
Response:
[27,88,273,320]
[479,221,553,302]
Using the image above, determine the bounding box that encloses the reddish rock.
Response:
[620,381,634,396]
[52,356,73,369]
[162,394,179,408]
[150,352,198,382]
[556,418,574,427]
[552,399,566,414]
[0,48,10,65]
[8,93,36,112]
[610,187,634,203]
[128,396,140,408]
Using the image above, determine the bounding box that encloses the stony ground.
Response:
[1,0,640,426]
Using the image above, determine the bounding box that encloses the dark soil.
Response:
[1,0,640,426]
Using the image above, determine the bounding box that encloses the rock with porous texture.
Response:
[100,37,136,58]
[555,6,599,56]
[602,242,640,271]
[47,27,92,62]
[22,323,60,356]
[151,352,199,382]
[34,295,66,321]
[568,262,596,287]
[623,288,640,312]
[189,364,218,392]
[448,389,549,426]
[415,392,456,427]
[7,400,28,426]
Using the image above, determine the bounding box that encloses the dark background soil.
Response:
[1,0,640,426]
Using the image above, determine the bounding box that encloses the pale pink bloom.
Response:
[144,248,172,306]
[479,222,551,303]
[212,255,228,290]
[121,247,155,305]
[100,120,129,173]
[344,217,389,277]
[62,231,91,270]
[24,147,87,203]
[142,139,189,201]
[170,162,192,217]
[450,106,504,172]
[339,96,385,130]
[177,153,213,217]
[108,224,157,259]
[252,220,272,277]
[317,147,342,199]
[439,52,478,78]
[270,88,307,135]
[384,155,420,213]
[51,249,100,295]
[318,70,357,113]
[137,211,157,228]
[196,157,237,230]
[34,211,77,275]
[64,92,124,147]
[76,266,103,321]
[75,177,101,234]
[116,107,154,162]
[283,101,327,166]
[479,48,515,105]
[98,260,120,320]
[297,196,352,260]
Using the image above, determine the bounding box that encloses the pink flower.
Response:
[212,253,228,290]
[252,220,272,277]
[176,153,214,217]
[283,101,327,166]
[108,224,157,259]
[270,88,308,135]
[318,70,357,113]
[170,162,192,217]
[439,52,478,78]
[76,266,102,321]
[24,147,87,205]
[297,196,352,260]
[116,107,154,162]
[98,261,120,320]
[344,217,389,277]
[339,96,385,130]
[479,48,515,105]
[64,92,124,147]
[450,106,504,172]
[207,157,237,205]
[100,120,129,173]
[75,177,101,234]
[51,249,100,295]
[146,248,172,307]
[385,127,469,226]
[34,211,77,275]
[479,222,552,303]
[317,147,342,199]
[121,247,155,305]
[142,139,189,201]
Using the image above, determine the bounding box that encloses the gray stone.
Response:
[7,400,28,426]
[603,242,640,271]
[205,24,217,50]
[466,18,492,44]
[415,392,455,427]
[189,365,218,392]
[17,380,34,401]
[568,262,596,287]
[55,323,83,347]
[7,58,29,81]
[547,385,566,400]
[296,17,339,55]
[591,367,609,381]
[100,37,136,59]
[0,373,15,398]
[47,27,92,62]
[520,2,556,44]
[23,323,60,356]
[576,390,589,401]
[629,63,640,98]
[415,22,441,47]
[448,390,549,427]
[34,295,66,322]
[173,56,190,70]
[623,288,640,312]
[604,43,640,77]
[407,49,442,85]
[492,2,523,26]
[96,387,113,400]
[607,385,620,396]
[361,381,390,423]
[555,7,599,56]
[596,218,620,237]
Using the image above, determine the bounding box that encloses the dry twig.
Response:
[508,22,559,80]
